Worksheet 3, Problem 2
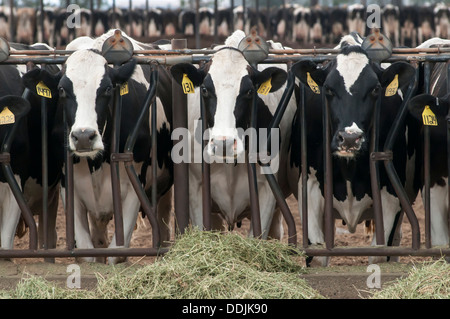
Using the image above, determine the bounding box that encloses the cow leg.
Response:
[0,184,21,251]
[107,189,140,265]
[88,212,110,264]
[298,172,329,267]
[188,169,204,228]
[38,185,59,263]
[157,187,173,247]
[369,188,401,264]
[268,208,284,240]
[73,203,96,263]
[428,182,450,262]
[248,182,277,240]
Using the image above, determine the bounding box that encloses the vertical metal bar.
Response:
[248,89,261,238]
[383,67,420,250]
[323,91,334,249]
[242,0,246,32]
[151,97,158,239]
[424,61,431,249]
[124,68,160,247]
[40,0,45,44]
[300,83,308,249]
[195,0,200,49]
[111,87,125,247]
[266,0,270,38]
[447,110,450,248]
[214,0,218,44]
[90,0,94,37]
[8,0,14,42]
[41,86,48,251]
[201,96,211,231]
[370,93,385,246]
[171,39,190,235]
[64,105,75,251]
[230,0,234,33]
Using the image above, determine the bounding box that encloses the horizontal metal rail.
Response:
[0,248,169,258]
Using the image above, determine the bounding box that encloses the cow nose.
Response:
[337,131,363,151]
[71,129,97,151]
[210,137,237,158]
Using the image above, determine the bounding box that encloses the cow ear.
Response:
[408,93,448,123]
[22,67,62,95]
[380,61,415,92]
[109,58,137,84]
[254,67,287,93]
[0,95,31,120]
[291,60,327,89]
[170,63,205,87]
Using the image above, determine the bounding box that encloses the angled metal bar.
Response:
[300,83,308,249]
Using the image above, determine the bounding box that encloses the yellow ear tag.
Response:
[257,78,272,95]
[385,74,399,97]
[307,72,320,94]
[422,105,438,126]
[0,107,15,125]
[120,82,129,96]
[36,81,52,98]
[182,73,195,94]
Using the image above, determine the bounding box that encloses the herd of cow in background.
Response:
[0,2,448,48]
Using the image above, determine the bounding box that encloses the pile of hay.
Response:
[370,258,450,299]
[1,229,324,299]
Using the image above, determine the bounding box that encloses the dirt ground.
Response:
[6,190,432,299]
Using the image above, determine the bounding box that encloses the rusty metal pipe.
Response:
[110,87,125,247]
[369,93,385,246]
[322,91,334,249]
[171,39,190,235]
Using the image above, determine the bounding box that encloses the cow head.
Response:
[57,49,136,158]
[408,93,449,127]
[171,47,286,162]
[292,45,415,159]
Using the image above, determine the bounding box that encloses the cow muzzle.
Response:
[334,130,365,157]
[207,136,243,162]
[70,128,102,156]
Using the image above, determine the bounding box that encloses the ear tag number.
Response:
[0,107,15,125]
[385,74,399,97]
[307,72,320,94]
[36,81,52,98]
[257,78,272,95]
[182,73,195,94]
[120,82,129,96]
[422,105,438,126]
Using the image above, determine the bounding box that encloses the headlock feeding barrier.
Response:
[0,29,449,262]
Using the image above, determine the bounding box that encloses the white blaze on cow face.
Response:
[336,51,369,95]
[206,49,250,161]
[65,50,107,158]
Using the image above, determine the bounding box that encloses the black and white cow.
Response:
[434,3,450,40]
[400,6,418,48]
[170,31,296,238]
[287,34,416,266]
[328,7,347,44]
[309,6,328,45]
[36,7,56,47]
[292,6,310,44]
[0,72,31,251]
[408,38,450,262]
[0,42,62,253]
[52,30,173,264]
[347,4,366,38]
[162,9,179,37]
[178,9,195,36]
[15,7,36,45]
[418,5,435,45]
[382,4,400,47]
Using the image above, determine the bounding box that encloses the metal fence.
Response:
[0,34,449,261]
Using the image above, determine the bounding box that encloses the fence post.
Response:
[171,39,190,235]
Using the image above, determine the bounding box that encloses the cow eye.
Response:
[58,86,66,97]
[371,86,380,97]
[246,89,254,97]
[104,86,112,96]
[200,86,208,97]
[324,87,334,96]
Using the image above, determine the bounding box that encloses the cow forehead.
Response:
[208,49,250,88]
[65,50,107,90]
[335,52,370,95]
